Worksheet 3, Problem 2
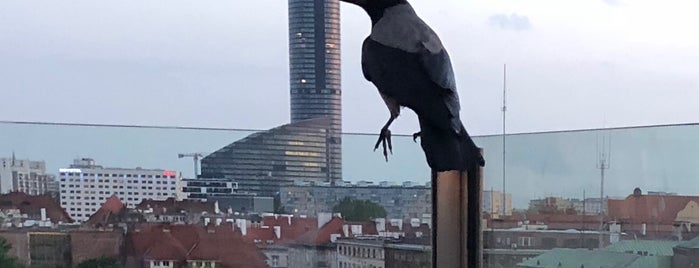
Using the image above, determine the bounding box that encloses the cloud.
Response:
[603,0,624,6]
[488,13,531,31]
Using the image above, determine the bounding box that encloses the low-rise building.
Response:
[125,223,267,268]
[134,197,216,225]
[608,188,699,240]
[288,214,379,268]
[281,182,431,220]
[672,236,699,267]
[0,228,124,267]
[384,241,431,268]
[519,239,679,268]
[336,237,386,268]
[0,191,72,227]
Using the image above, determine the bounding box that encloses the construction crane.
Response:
[178,153,204,177]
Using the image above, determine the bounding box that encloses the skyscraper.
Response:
[200,0,343,194]
[288,0,341,180]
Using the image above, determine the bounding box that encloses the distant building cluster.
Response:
[483,190,513,217]
[528,196,605,215]
[0,188,431,268]
[0,156,57,196]
[485,188,699,267]
[281,181,432,220]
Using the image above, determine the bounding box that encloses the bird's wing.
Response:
[417,42,460,117]
[369,4,460,117]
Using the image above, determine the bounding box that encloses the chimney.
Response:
[237,219,247,236]
[214,201,220,214]
[375,218,386,232]
[40,208,46,221]
[274,226,281,239]
[286,215,292,225]
[342,225,349,237]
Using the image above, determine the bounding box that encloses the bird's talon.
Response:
[412,132,421,143]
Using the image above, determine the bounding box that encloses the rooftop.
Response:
[0,192,72,223]
[605,240,679,256]
[129,223,266,267]
[517,248,667,268]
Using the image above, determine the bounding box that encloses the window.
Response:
[272,255,279,267]
[518,237,532,247]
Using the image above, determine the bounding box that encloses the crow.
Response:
[341,0,485,171]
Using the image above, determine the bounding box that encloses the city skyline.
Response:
[3,121,699,209]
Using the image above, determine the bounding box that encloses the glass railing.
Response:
[0,121,696,267]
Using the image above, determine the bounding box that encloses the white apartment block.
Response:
[59,158,182,222]
[0,156,52,195]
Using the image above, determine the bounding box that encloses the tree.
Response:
[75,256,120,268]
[332,197,387,221]
[0,238,23,268]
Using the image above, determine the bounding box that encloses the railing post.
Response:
[468,157,483,268]
[432,149,483,268]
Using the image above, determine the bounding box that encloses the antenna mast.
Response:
[501,64,507,217]
[596,132,612,248]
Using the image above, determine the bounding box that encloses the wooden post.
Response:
[468,163,483,268]
[432,150,483,268]
[433,170,464,268]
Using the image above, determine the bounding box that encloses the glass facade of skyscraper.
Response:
[200,118,339,197]
[288,0,342,181]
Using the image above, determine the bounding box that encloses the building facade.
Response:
[201,118,339,197]
[280,183,431,220]
[180,177,239,200]
[483,190,513,217]
[58,158,182,222]
[289,0,342,181]
[336,238,386,268]
[0,156,52,195]
[384,243,431,268]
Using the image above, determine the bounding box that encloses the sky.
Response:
[1,0,698,136]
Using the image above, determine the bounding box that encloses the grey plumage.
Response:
[343,0,484,171]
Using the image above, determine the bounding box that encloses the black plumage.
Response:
[342,0,484,171]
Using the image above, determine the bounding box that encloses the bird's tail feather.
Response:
[418,119,484,172]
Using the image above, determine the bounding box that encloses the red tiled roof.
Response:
[129,224,266,268]
[0,192,72,223]
[135,198,215,215]
[295,217,379,246]
[143,231,189,261]
[608,194,699,224]
[251,215,318,243]
[84,195,125,227]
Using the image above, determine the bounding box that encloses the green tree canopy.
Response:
[75,256,120,268]
[0,238,23,268]
[332,197,387,221]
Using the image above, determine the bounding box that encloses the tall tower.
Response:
[288,0,342,182]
